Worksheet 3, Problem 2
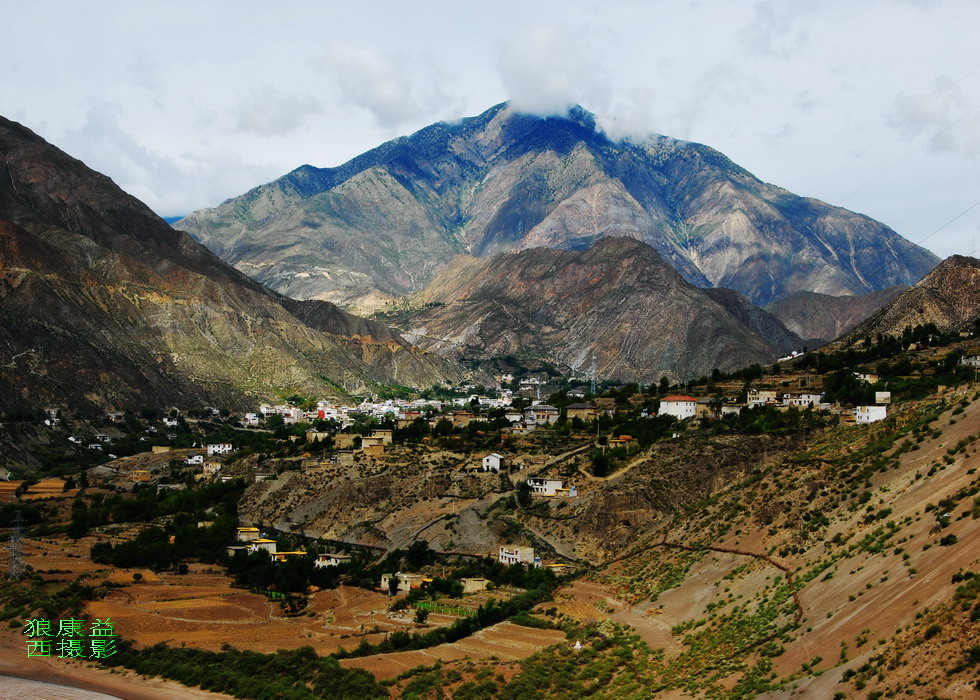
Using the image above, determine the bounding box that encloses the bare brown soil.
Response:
[340,621,566,679]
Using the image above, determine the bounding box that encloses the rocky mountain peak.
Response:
[178,104,938,313]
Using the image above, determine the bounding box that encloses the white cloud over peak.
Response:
[320,43,461,131]
[494,23,611,118]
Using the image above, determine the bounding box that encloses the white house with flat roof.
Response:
[527,477,563,496]
[498,545,536,566]
[855,405,887,424]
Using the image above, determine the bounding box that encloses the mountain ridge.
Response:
[381,236,802,382]
[178,102,938,311]
[0,116,459,413]
[833,254,980,348]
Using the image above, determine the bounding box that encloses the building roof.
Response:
[237,527,260,532]
[662,395,696,402]
[526,404,558,411]
[252,538,277,543]
[566,403,595,409]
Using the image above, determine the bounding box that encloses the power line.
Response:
[915,197,980,249]
[839,106,980,206]
[889,195,980,267]
[809,62,980,193]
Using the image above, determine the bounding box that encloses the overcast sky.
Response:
[3,0,979,260]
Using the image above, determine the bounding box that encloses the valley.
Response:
[0,100,977,700]
[2,322,979,697]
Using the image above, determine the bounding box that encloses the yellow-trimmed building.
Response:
[236,527,261,542]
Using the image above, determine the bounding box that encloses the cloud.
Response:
[594,88,661,143]
[319,44,460,130]
[494,22,611,117]
[739,0,813,58]
[58,100,183,202]
[126,50,163,95]
[55,100,279,215]
[665,63,763,140]
[887,77,980,157]
[234,87,323,136]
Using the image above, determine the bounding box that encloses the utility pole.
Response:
[590,355,597,395]
[7,509,25,580]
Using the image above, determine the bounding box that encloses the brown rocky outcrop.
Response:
[386,237,802,382]
[765,286,908,346]
[0,116,458,413]
[834,255,980,346]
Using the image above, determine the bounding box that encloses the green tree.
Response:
[515,481,533,508]
[591,451,610,478]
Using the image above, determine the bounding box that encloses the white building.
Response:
[380,572,424,593]
[282,407,305,424]
[206,443,233,456]
[185,454,204,465]
[247,538,278,556]
[498,545,536,566]
[875,391,892,405]
[747,389,778,407]
[658,396,697,420]
[482,453,504,472]
[314,552,352,568]
[855,405,887,424]
[527,477,564,496]
[782,392,825,408]
[524,404,559,426]
[236,527,260,542]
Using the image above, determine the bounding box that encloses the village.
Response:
[3,331,980,698]
[6,358,921,498]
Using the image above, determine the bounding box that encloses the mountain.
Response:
[0,117,459,413]
[765,285,908,346]
[380,237,802,382]
[834,254,980,346]
[177,103,938,311]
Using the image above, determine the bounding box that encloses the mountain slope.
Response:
[178,103,938,310]
[0,116,458,413]
[765,285,908,346]
[834,254,980,347]
[382,237,802,382]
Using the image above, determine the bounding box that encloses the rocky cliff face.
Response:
[765,286,908,346]
[382,237,801,383]
[0,117,458,413]
[178,103,938,311]
[834,255,980,346]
